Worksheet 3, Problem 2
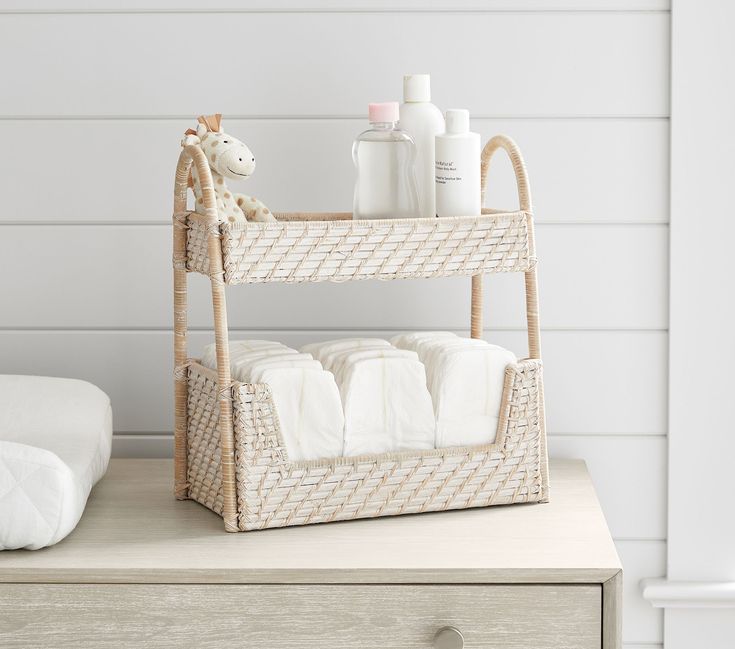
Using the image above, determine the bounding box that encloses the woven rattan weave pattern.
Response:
[186,210,535,284]
[183,358,545,531]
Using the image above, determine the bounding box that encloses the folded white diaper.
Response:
[422,339,491,391]
[327,348,419,385]
[393,335,516,448]
[201,340,289,369]
[301,339,434,456]
[389,331,458,349]
[232,353,316,382]
[432,345,516,448]
[255,367,344,461]
[200,341,345,461]
[248,358,323,380]
[393,336,484,385]
[301,338,391,364]
[390,332,468,374]
[340,356,435,457]
[319,344,394,377]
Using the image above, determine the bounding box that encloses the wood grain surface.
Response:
[0,459,621,585]
[0,583,601,649]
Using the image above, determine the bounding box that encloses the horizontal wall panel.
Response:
[1,118,669,224]
[0,225,668,330]
[0,13,669,117]
[548,436,667,539]
[616,540,666,644]
[0,1,672,12]
[0,330,667,436]
[535,330,667,435]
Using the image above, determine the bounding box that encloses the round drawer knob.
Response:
[433,626,464,649]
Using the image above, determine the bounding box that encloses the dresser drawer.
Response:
[0,583,600,648]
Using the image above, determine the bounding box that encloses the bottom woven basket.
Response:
[185,359,547,532]
[173,134,549,532]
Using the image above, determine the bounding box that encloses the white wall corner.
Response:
[643,1,735,646]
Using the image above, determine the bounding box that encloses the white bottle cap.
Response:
[445,108,470,134]
[403,74,431,103]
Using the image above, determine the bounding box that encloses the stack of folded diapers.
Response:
[200,332,516,461]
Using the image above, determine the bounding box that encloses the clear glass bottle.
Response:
[352,102,420,220]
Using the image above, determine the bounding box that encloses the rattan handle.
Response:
[480,134,532,213]
[174,145,218,221]
[172,144,239,530]
[477,135,540,360]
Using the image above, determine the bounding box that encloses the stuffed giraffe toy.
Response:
[182,113,276,223]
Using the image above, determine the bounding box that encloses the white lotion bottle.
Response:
[435,109,481,217]
[399,74,445,219]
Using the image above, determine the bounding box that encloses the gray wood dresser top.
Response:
[0,458,620,585]
[0,459,622,649]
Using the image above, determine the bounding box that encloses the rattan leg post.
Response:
[173,153,192,500]
[537,375,550,502]
[187,144,240,533]
[173,263,189,500]
[208,258,239,532]
[524,268,541,360]
[522,222,547,498]
[471,274,483,339]
[210,282,238,532]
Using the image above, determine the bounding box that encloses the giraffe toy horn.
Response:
[197,113,223,133]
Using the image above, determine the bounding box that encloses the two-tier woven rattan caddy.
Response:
[172,134,549,533]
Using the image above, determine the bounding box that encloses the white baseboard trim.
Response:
[112,433,172,458]
[641,579,735,608]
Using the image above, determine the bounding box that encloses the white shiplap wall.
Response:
[0,2,668,645]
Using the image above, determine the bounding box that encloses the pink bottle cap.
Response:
[368,102,399,123]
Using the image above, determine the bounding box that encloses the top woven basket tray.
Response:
[172,134,549,533]
[184,208,535,284]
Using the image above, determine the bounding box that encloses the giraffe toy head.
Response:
[188,113,256,179]
[183,113,276,224]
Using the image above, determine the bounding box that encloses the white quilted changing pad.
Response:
[0,376,112,550]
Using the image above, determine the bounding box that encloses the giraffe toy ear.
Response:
[196,123,208,138]
[181,128,201,147]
